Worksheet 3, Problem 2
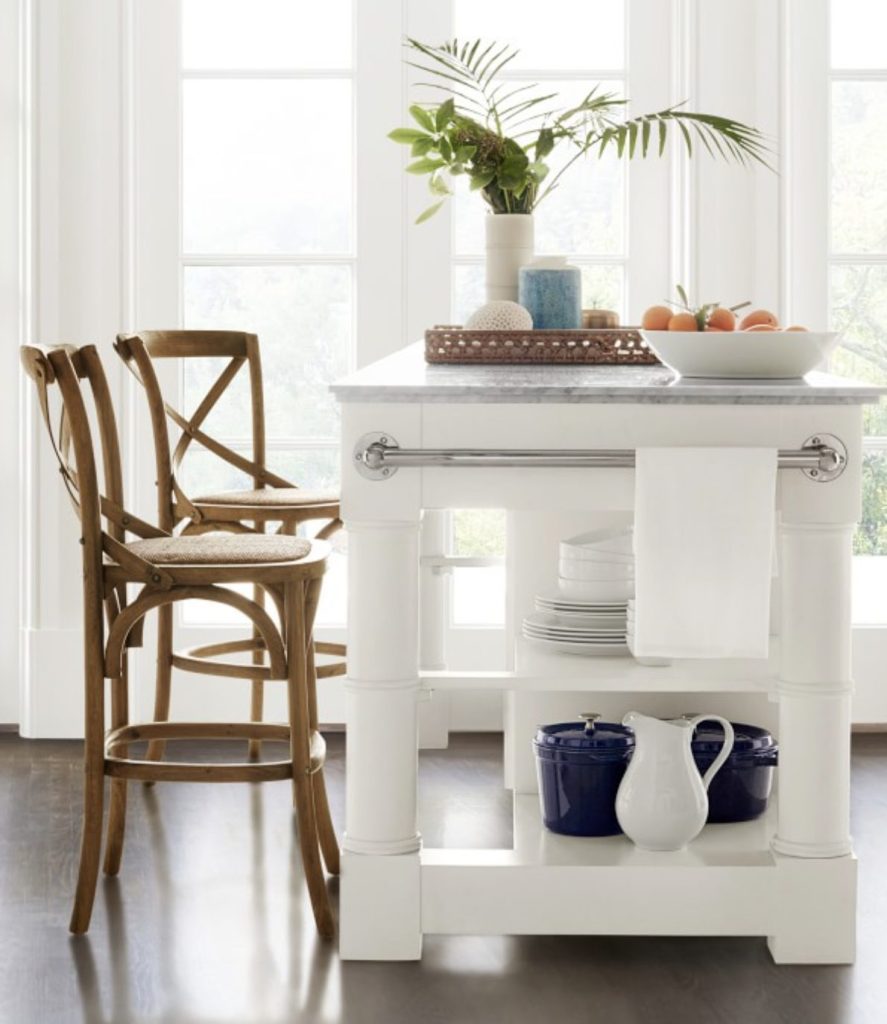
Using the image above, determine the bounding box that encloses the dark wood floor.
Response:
[0,732,885,1024]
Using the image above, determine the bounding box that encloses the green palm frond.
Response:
[594,108,772,168]
[405,37,557,134]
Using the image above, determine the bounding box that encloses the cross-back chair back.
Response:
[21,344,175,591]
[114,330,296,532]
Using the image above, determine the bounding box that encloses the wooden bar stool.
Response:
[114,331,346,761]
[21,343,338,938]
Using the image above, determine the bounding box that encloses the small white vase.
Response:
[485,213,534,303]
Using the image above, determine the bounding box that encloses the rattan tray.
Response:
[425,326,659,365]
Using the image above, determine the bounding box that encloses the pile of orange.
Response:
[641,304,808,333]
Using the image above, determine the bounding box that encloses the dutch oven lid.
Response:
[684,716,775,755]
[535,713,635,750]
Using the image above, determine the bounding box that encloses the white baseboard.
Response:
[20,627,84,738]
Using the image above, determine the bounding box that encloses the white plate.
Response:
[523,613,627,637]
[558,559,635,581]
[557,577,635,600]
[523,634,630,657]
[537,609,628,626]
[524,628,627,643]
[536,599,628,614]
[641,330,840,380]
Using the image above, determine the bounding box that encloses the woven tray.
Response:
[425,326,659,366]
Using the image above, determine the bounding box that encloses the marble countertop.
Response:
[331,342,887,405]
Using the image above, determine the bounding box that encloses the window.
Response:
[828,0,887,620]
[450,0,627,323]
[178,0,355,625]
[450,509,506,627]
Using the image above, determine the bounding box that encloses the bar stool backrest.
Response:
[20,344,176,623]
[115,331,296,532]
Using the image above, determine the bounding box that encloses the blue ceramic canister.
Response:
[518,256,582,329]
[533,713,635,836]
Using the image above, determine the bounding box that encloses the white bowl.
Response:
[641,330,840,380]
[558,545,635,565]
[558,577,635,601]
[561,528,633,556]
[558,558,635,581]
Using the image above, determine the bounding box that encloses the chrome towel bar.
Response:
[353,432,848,483]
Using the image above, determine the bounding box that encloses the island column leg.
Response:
[768,520,857,964]
[418,510,450,749]
[339,518,422,961]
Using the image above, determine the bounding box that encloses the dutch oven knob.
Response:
[578,712,601,734]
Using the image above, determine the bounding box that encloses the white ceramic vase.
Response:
[485,213,534,303]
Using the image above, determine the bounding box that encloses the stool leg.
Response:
[70,644,106,934]
[145,602,173,765]
[248,583,266,761]
[286,579,334,939]
[103,658,129,876]
[306,639,340,876]
[312,771,340,877]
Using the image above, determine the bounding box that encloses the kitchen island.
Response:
[331,341,884,962]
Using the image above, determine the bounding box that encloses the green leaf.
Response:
[536,128,555,159]
[641,118,651,157]
[409,104,436,132]
[435,98,455,130]
[415,200,446,224]
[388,127,433,145]
[469,170,496,191]
[406,157,446,174]
[410,136,436,157]
[429,171,451,196]
[438,136,453,161]
[628,121,639,159]
[454,145,477,163]
[675,284,690,308]
[527,160,549,182]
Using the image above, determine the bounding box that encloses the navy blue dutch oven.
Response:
[534,713,634,836]
[688,718,779,823]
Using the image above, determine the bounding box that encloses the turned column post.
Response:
[339,517,423,960]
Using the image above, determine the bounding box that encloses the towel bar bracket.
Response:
[353,431,848,483]
[799,433,847,483]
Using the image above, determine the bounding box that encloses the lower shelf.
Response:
[420,795,779,936]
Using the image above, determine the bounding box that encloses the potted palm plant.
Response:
[390,38,771,303]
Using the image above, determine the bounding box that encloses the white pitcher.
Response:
[615,712,735,851]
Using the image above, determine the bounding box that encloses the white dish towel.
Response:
[633,447,777,659]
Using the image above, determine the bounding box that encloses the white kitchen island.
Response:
[331,342,885,963]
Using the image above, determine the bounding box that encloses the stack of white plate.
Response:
[522,593,629,656]
[625,599,672,667]
[558,527,634,602]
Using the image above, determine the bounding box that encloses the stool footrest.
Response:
[105,721,295,783]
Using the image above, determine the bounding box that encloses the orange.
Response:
[707,307,736,331]
[641,305,673,331]
[667,312,698,331]
[786,325,809,332]
[704,326,724,332]
[744,324,778,332]
[739,309,779,330]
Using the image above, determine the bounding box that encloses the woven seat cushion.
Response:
[193,487,338,508]
[128,534,311,565]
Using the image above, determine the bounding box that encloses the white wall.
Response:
[0,0,24,724]
[17,0,129,736]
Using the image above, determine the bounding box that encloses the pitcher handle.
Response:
[687,715,735,790]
